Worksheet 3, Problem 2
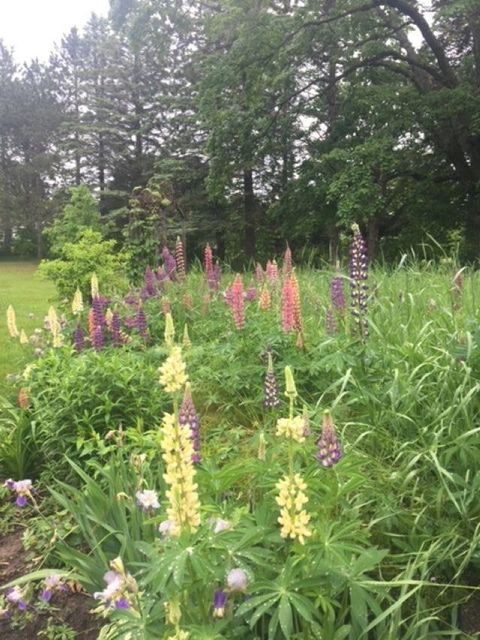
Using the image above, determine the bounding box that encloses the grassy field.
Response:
[0,261,55,395]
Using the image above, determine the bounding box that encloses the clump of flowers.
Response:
[276,416,306,443]
[4,478,34,508]
[316,410,342,468]
[159,346,188,393]
[93,557,138,611]
[276,473,311,544]
[349,223,369,339]
[179,383,201,463]
[160,412,201,536]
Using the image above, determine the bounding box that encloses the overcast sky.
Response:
[0,0,110,63]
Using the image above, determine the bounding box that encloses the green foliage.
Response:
[44,186,102,257]
[0,401,39,479]
[38,229,128,300]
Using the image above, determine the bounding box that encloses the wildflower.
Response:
[264,351,280,409]
[48,306,63,347]
[6,305,19,338]
[92,324,103,352]
[136,305,148,340]
[159,347,188,393]
[182,324,191,349]
[92,296,105,328]
[144,266,156,297]
[284,366,297,400]
[276,474,311,544]
[4,479,33,508]
[72,288,84,315]
[255,263,264,282]
[290,273,303,333]
[245,281,257,302]
[325,307,337,335]
[93,558,137,611]
[281,277,295,333]
[210,518,231,534]
[258,285,271,311]
[91,273,99,299]
[330,276,345,314]
[40,574,67,602]
[204,243,213,275]
[179,383,201,463]
[162,246,177,281]
[213,590,228,618]
[266,259,279,287]
[17,387,29,410]
[275,416,306,443]
[175,236,186,280]
[160,412,201,536]
[111,312,122,347]
[283,244,293,278]
[136,489,160,513]
[164,312,175,348]
[226,569,248,593]
[19,330,29,345]
[231,274,245,330]
[158,519,174,539]
[73,324,85,353]
[349,224,369,339]
[207,264,221,291]
[316,411,342,468]
[6,586,27,610]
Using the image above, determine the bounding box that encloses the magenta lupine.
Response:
[162,247,177,281]
[73,324,85,353]
[231,274,245,330]
[111,312,122,346]
[124,291,138,306]
[175,236,186,280]
[330,276,346,315]
[281,277,295,333]
[349,224,369,339]
[283,244,293,278]
[179,383,201,463]
[264,351,280,409]
[316,411,342,468]
[136,305,148,340]
[143,267,156,297]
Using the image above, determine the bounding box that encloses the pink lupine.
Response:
[290,273,303,333]
[255,263,264,283]
[281,277,295,333]
[266,260,279,287]
[283,244,293,278]
[231,274,245,330]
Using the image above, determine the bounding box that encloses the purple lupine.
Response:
[349,224,369,339]
[213,590,228,618]
[124,291,138,306]
[156,267,168,288]
[73,324,85,353]
[316,411,342,468]
[330,276,346,315]
[325,307,337,335]
[162,247,177,281]
[111,312,122,346]
[179,383,201,463]
[92,296,105,328]
[92,324,104,352]
[144,266,156,297]
[136,305,148,340]
[124,316,137,329]
[263,351,280,410]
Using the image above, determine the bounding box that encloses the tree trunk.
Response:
[243,168,256,261]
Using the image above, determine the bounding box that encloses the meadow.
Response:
[1,244,480,640]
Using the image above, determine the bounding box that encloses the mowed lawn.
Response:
[0,262,55,395]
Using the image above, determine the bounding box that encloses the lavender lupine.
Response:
[156,267,168,288]
[264,351,280,409]
[73,324,85,353]
[162,246,177,281]
[349,224,369,339]
[179,383,201,463]
[330,276,346,315]
[316,410,342,468]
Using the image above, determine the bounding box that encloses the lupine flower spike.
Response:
[231,274,245,330]
[266,259,279,287]
[316,410,342,468]
[330,276,346,315]
[276,474,311,544]
[175,236,186,280]
[255,263,264,283]
[136,305,148,340]
[326,307,337,335]
[159,346,188,393]
[283,244,293,278]
[72,288,84,315]
[162,246,177,281]
[182,324,192,349]
[6,305,19,338]
[204,243,213,274]
[164,312,175,349]
[281,277,295,333]
[259,285,271,311]
[264,351,280,409]
[73,324,85,353]
[20,330,29,345]
[349,224,369,339]
[160,412,201,535]
[179,382,201,463]
[91,273,99,299]
[144,266,156,297]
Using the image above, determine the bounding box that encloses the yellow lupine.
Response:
[275,416,306,443]
[160,412,201,536]
[182,324,191,349]
[276,473,311,544]
[91,273,99,298]
[6,305,19,338]
[72,288,84,315]
[159,346,188,393]
[164,312,175,348]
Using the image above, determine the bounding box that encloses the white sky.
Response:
[0,0,110,63]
